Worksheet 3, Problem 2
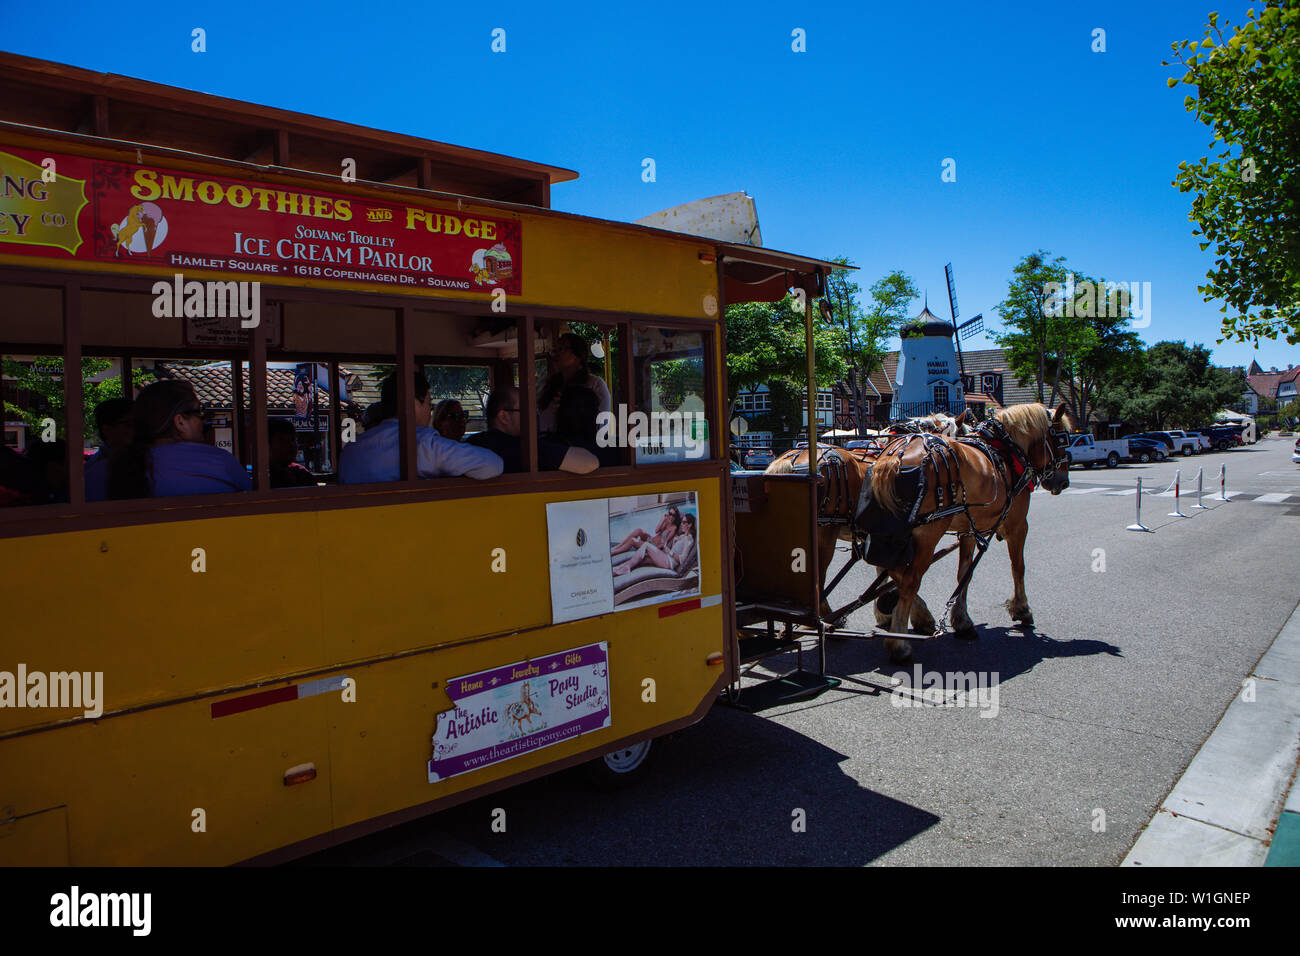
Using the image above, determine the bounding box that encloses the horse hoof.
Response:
[954,626,978,641]
[1013,613,1034,627]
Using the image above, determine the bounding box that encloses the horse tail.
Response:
[871,452,904,517]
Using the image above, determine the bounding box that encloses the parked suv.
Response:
[1126,437,1169,463]
[1132,432,1176,454]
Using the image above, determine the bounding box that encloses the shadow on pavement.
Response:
[296,704,939,867]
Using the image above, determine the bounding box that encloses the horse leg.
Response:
[1002,507,1033,626]
[883,529,941,664]
[817,528,840,624]
[950,534,978,640]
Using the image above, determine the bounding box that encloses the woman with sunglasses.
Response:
[610,505,680,556]
[101,380,252,500]
[432,399,469,441]
[612,513,697,576]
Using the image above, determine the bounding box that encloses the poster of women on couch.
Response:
[608,492,700,609]
[545,491,701,623]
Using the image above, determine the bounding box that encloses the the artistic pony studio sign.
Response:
[0,143,522,295]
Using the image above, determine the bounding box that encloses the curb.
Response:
[1122,597,1300,867]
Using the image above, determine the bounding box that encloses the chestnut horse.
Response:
[763,412,966,631]
[868,402,1074,663]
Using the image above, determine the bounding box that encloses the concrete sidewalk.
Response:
[1123,597,1300,866]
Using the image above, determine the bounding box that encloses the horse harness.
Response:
[856,417,1068,636]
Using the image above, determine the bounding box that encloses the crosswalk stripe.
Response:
[1254,492,1292,504]
[1066,487,1103,494]
[1104,489,1137,496]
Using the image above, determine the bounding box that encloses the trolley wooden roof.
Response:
[0,51,576,208]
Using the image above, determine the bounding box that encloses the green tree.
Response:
[993,251,1071,403]
[823,261,917,433]
[1095,341,1241,428]
[1,357,152,444]
[724,295,848,394]
[1166,3,1300,345]
[1053,277,1146,429]
[725,294,849,448]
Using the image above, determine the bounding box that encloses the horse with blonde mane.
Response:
[763,411,969,630]
[867,402,1074,663]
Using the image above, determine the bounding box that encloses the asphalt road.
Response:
[301,437,1300,867]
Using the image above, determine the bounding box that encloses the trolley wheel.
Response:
[585,737,658,790]
[1106,452,1120,468]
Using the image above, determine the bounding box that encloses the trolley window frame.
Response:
[0,266,725,536]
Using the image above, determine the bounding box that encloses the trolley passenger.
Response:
[552,385,621,468]
[338,373,502,483]
[103,380,252,500]
[538,333,611,433]
[468,385,597,474]
[268,419,317,488]
[85,397,134,502]
[432,399,468,441]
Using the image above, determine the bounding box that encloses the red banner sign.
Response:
[0,144,522,295]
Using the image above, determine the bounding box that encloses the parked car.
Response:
[743,447,774,468]
[1202,424,1246,450]
[1065,434,1129,468]
[1293,436,1300,464]
[1126,437,1169,463]
[1157,430,1202,456]
[1131,431,1177,454]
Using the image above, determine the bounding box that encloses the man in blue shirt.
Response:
[339,373,503,483]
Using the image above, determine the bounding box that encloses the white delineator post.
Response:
[1193,466,1209,510]
[1217,464,1230,502]
[1127,477,1153,532]
[1167,469,1189,518]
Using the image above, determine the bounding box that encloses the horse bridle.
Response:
[1032,422,1071,485]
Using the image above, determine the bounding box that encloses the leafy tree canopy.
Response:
[2,357,152,444]
[1167,2,1300,344]
[725,295,848,396]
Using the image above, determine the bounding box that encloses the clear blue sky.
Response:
[4,0,1296,372]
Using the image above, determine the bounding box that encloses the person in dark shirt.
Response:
[468,385,596,474]
[552,384,621,467]
[268,418,317,488]
[0,443,44,506]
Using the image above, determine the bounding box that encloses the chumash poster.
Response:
[546,491,701,624]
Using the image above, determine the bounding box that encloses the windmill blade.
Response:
[945,262,959,321]
[958,314,984,339]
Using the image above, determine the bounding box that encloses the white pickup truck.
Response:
[1064,434,1130,469]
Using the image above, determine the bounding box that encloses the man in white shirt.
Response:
[339,373,503,483]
